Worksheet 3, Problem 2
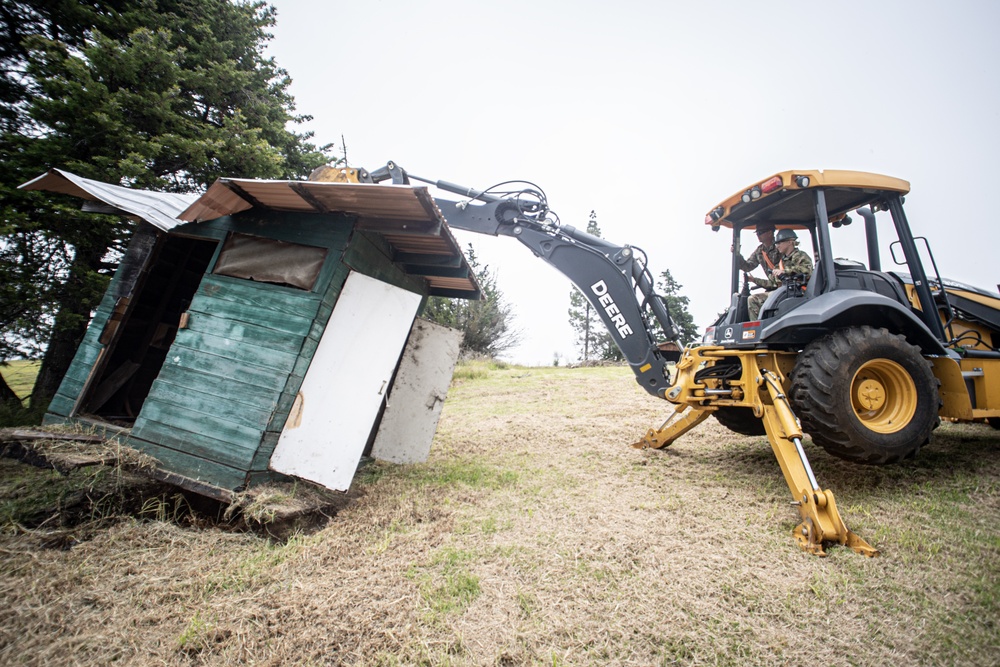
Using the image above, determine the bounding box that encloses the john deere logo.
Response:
[724,327,734,339]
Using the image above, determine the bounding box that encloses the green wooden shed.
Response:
[21,169,478,499]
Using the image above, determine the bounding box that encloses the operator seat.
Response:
[804,259,825,299]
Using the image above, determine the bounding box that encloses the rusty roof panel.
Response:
[180,178,479,299]
[179,179,439,222]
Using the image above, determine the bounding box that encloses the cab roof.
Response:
[705,169,910,231]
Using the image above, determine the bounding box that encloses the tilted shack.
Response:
[20,169,478,498]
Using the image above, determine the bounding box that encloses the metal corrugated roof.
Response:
[19,170,480,299]
[19,169,199,232]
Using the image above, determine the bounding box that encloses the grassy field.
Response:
[0,362,998,665]
[0,359,40,402]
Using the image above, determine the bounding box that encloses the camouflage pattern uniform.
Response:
[748,246,813,319]
[739,243,782,286]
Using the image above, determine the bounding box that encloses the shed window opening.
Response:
[213,233,328,291]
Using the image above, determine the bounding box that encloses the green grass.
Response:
[0,364,997,666]
[0,359,45,426]
[0,458,143,529]
[1,359,40,401]
[451,357,511,381]
[409,546,483,619]
[362,458,519,490]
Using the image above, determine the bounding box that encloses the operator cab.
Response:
[701,169,950,349]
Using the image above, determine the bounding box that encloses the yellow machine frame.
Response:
[634,347,880,557]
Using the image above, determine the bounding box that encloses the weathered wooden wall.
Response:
[46,210,433,494]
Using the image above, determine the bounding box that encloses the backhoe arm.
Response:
[368,162,681,397]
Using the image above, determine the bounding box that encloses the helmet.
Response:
[755,223,775,235]
[775,228,798,243]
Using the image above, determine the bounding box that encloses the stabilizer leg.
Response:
[758,369,878,557]
[632,405,713,450]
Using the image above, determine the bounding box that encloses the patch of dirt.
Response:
[0,432,358,544]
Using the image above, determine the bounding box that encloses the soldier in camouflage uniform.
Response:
[748,228,813,320]
[736,222,781,279]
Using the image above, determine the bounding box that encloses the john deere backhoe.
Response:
[326,163,1000,556]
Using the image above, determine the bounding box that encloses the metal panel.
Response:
[269,271,421,491]
[371,319,462,464]
[19,169,198,231]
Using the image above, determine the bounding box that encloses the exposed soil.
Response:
[0,365,998,666]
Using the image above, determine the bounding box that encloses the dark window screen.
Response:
[214,233,327,290]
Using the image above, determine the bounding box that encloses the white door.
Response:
[269,271,421,491]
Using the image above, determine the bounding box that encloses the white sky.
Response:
[266,0,1000,365]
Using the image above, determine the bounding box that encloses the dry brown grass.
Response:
[0,364,998,666]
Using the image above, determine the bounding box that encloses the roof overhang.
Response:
[181,178,479,299]
[19,170,480,299]
[706,169,911,231]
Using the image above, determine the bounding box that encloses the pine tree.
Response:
[0,1,335,405]
[423,244,520,358]
[657,269,698,346]
[568,211,622,361]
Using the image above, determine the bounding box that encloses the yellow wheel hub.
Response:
[851,359,916,433]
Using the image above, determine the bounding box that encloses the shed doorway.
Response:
[78,235,218,423]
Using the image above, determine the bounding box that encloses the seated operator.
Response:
[747,228,813,320]
[735,222,780,279]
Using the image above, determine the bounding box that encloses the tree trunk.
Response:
[0,371,22,407]
[31,244,109,405]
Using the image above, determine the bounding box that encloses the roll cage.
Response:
[707,169,948,343]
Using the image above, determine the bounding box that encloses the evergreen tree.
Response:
[567,211,622,362]
[657,269,698,346]
[423,244,520,358]
[0,0,334,405]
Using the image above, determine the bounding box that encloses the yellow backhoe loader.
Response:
[338,164,1000,556]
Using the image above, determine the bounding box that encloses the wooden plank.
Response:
[155,347,290,394]
[143,375,276,430]
[85,361,141,411]
[190,291,317,337]
[321,265,352,307]
[0,428,105,444]
[355,217,441,236]
[152,363,283,408]
[64,341,104,376]
[195,274,322,317]
[45,394,76,419]
[135,401,264,452]
[183,309,309,349]
[250,432,280,470]
[146,466,236,502]
[227,210,355,247]
[268,394,296,429]
[127,437,248,492]
[245,469,292,487]
[169,330,299,374]
[131,416,258,472]
[60,358,98,387]
[52,375,84,400]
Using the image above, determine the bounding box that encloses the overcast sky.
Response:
[265,0,1000,365]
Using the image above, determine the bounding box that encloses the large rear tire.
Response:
[713,406,768,436]
[790,326,940,464]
